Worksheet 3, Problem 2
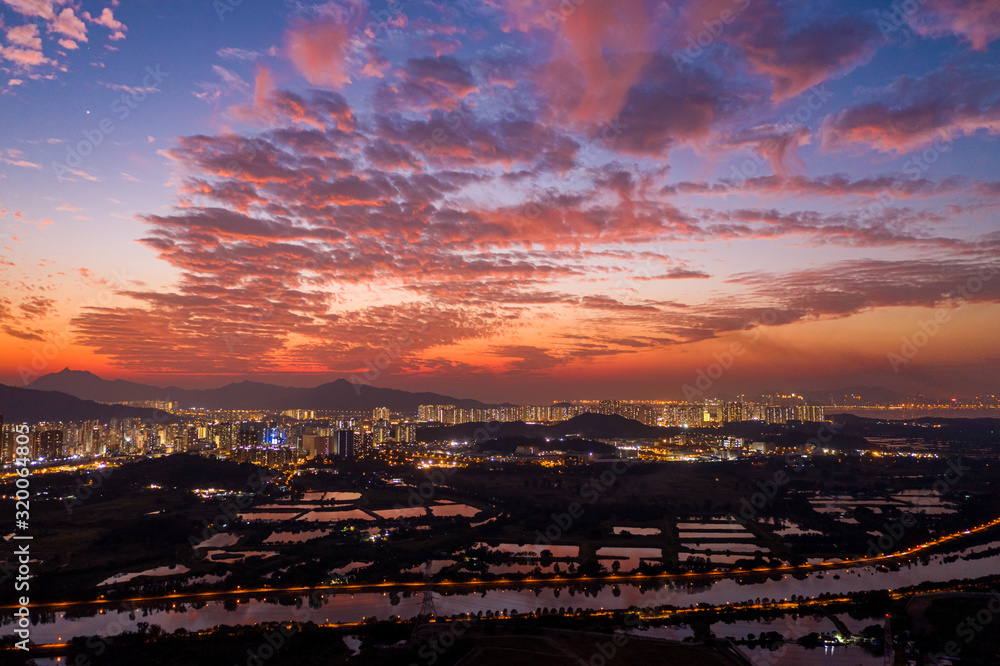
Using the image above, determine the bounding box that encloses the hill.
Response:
[478,436,618,456]
[0,383,172,424]
[100,453,268,492]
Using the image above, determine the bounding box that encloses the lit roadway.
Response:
[9,581,997,659]
[4,514,999,616]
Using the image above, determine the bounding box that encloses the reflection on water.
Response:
[262,529,330,544]
[428,504,480,517]
[97,565,190,587]
[595,547,662,571]
[634,619,884,665]
[301,492,362,501]
[296,509,374,522]
[474,543,580,558]
[11,546,1000,650]
[612,526,661,535]
[737,643,881,665]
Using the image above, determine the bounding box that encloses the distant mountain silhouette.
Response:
[0,383,171,424]
[27,369,171,401]
[799,386,908,404]
[419,413,676,442]
[26,368,495,412]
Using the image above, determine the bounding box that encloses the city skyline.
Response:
[2,0,999,403]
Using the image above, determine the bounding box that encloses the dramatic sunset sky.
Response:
[1,0,998,402]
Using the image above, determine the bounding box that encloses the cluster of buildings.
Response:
[1,416,151,462]
[416,399,824,427]
[0,397,824,466]
[0,410,421,465]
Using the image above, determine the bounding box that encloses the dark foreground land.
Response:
[2,420,999,664]
[1,621,751,666]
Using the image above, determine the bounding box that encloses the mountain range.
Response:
[0,383,171,425]
[23,369,496,412]
[6,370,926,427]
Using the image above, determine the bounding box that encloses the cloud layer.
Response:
[3,0,998,397]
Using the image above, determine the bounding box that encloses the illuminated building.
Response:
[37,429,63,460]
[335,429,355,458]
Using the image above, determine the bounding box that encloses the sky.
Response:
[0,0,998,403]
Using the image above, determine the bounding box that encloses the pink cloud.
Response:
[1,45,50,66]
[3,0,61,20]
[725,125,810,177]
[820,64,1000,153]
[740,16,878,101]
[557,0,652,122]
[285,19,353,89]
[909,0,1000,50]
[84,7,127,40]
[51,7,88,42]
[6,24,42,49]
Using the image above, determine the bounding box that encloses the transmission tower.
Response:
[410,561,438,644]
[418,561,437,618]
